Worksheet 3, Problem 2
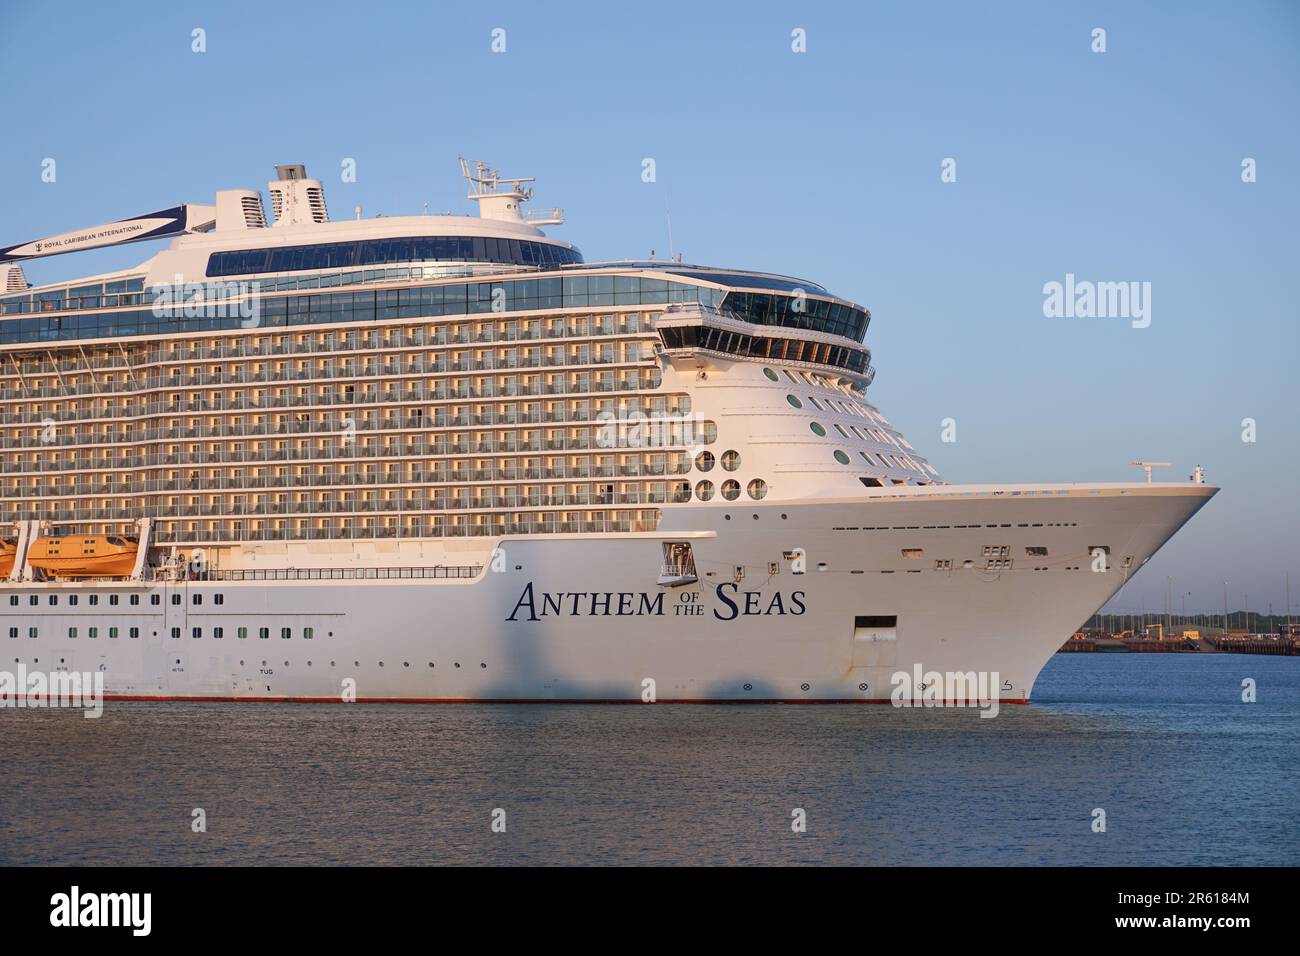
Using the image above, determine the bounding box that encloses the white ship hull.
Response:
[0,162,1220,706]
[2,483,1215,703]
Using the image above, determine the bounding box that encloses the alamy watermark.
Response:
[1042,273,1150,329]
[50,886,150,936]
[150,274,262,326]
[596,408,712,453]
[890,664,1001,717]
[0,664,104,718]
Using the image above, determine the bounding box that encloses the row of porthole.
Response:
[791,399,875,468]
[9,593,225,607]
[809,422,882,468]
[8,625,332,640]
[695,479,768,501]
[11,656,486,671]
[227,660,486,669]
[780,381,864,418]
[693,445,767,499]
[694,449,741,473]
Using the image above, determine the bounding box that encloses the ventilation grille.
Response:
[2,265,27,292]
[305,185,329,223]
[270,189,284,224]
[240,195,267,228]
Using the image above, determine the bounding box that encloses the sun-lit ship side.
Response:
[0,161,1216,702]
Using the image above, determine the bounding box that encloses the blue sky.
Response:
[1,0,1297,615]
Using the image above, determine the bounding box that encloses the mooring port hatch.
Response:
[852,615,898,667]
[855,615,898,632]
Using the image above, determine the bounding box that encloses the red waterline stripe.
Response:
[77,694,1031,705]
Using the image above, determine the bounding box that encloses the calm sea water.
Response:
[1,654,1296,866]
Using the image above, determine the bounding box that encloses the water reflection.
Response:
[1,655,1295,865]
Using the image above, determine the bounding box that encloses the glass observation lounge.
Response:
[0,267,870,347]
[205,235,584,277]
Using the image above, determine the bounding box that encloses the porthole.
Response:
[786,395,803,409]
[763,368,779,381]
[694,450,715,472]
[721,450,741,471]
[695,480,715,501]
[747,478,768,500]
[721,480,741,501]
[810,422,826,437]
[834,450,851,465]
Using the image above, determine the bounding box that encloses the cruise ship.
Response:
[0,161,1216,703]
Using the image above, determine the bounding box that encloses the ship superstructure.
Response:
[0,162,1215,703]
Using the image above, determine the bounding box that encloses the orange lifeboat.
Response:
[27,535,138,578]
[0,539,15,577]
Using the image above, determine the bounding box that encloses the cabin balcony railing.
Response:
[0,383,665,427]
[14,487,666,517]
[0,324,656,379]
[0,515,661,542]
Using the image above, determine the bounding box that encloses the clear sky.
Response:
[1,0,1296,615]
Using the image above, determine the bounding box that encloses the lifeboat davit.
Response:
[27,535,138,578]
